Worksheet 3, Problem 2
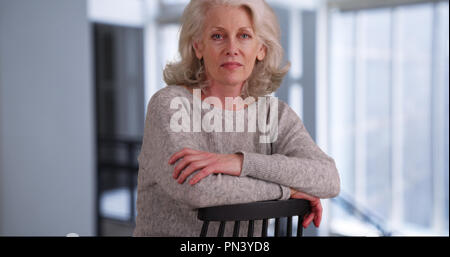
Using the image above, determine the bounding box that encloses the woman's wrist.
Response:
[289,188,295,198]
[234,153,244,176]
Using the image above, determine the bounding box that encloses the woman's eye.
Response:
[211,34,223,40]
[241,33,251,39]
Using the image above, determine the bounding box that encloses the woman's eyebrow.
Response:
[210,26,254,32]
[239,27,254,33]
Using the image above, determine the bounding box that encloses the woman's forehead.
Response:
[203,6,254,32]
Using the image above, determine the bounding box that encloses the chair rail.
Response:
[198,199,310,221]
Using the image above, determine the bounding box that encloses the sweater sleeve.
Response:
[137,91,288,210]
[236,100,341,199]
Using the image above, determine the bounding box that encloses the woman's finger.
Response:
[177,159,210,184]
[168,149,189,165]
[189,167,214,185]
[313,201,323,227]
[168,148,201,165]
[302,212,314,228]
[314,210,322,227]
[291,191,318,202]
[172,154,204,179]
[173,158,188,179]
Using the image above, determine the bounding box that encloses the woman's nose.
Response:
[225,39,239,56]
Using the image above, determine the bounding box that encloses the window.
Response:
[328,1,449,236]
[93,23,145,235]
[158,24,182,90]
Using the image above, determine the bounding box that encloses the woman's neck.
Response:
[182,81,253,111]
[204,81,243,99]
[203,81,247,111]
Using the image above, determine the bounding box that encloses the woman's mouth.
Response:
[221,62,243,70]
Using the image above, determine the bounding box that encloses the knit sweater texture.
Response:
[133,85,340,237]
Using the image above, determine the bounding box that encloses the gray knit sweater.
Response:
[133,85,340,237]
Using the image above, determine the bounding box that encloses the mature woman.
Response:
[133,0,340,237]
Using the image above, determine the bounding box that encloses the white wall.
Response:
[88,0,145,26]
[0,0,95,236]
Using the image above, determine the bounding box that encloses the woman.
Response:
[133,0,340,237]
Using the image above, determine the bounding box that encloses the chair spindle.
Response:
[274,218,280,237]
[247,220,254,237]
[217,221,225,237]
[233,221,240,237]
[287,216,292,237]
[262,219,268,237]
[297,216,303,237]
[200,221,209,237]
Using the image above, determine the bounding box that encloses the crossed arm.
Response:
[169,147,323,228]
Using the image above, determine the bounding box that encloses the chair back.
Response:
[197,199,310,237]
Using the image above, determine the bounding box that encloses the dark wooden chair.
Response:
[197,199,310,237]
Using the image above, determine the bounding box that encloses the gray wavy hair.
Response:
[163,0,290,99]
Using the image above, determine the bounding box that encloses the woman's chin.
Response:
[217,77,247,87]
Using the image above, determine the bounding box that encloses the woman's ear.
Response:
[257,44,267,61]
[193,40,203,60]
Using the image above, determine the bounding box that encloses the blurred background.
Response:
[0,0,448,236]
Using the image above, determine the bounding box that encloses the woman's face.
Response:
[193,5,266,88]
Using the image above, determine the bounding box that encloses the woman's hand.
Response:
[290,188,323,229]
[168,148,243,185]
